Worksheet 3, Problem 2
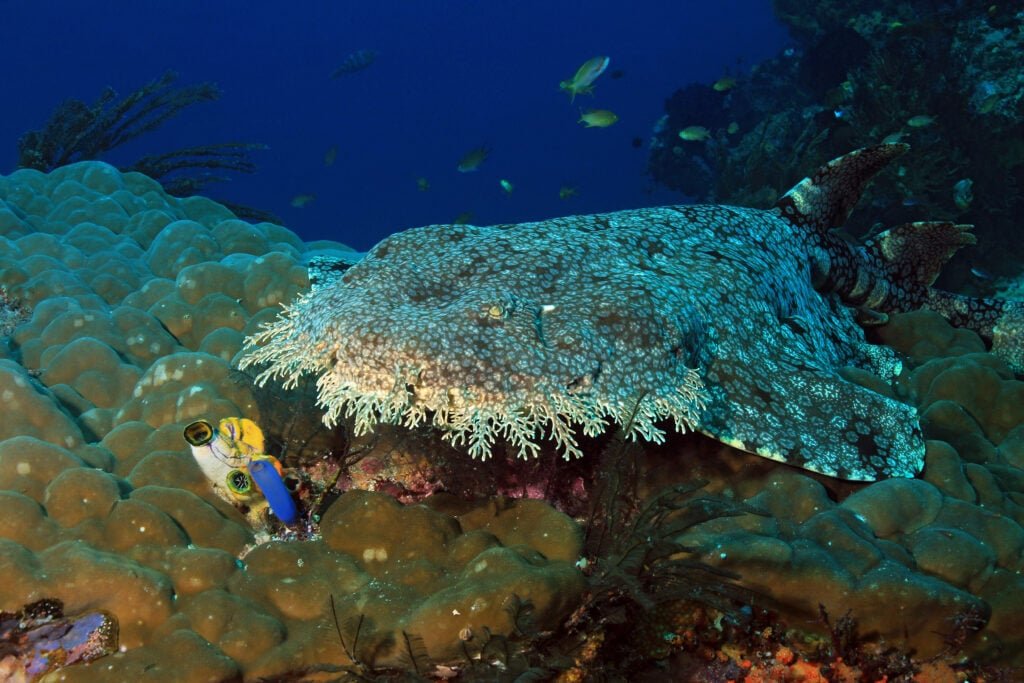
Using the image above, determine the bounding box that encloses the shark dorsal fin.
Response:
[775,143,908,233]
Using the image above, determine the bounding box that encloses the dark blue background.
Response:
[0,1,789,249]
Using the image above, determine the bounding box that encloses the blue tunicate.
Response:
[248,460,298,524]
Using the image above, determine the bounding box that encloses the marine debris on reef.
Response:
[15,70,272,221]
[0,599,118,680]
[241,144,1023,482]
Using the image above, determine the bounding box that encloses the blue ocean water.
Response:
[0,1,789,249]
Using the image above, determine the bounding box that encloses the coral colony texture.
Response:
[0,152,1023,678]
[0,163,585,680]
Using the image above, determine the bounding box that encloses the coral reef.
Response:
[649,4,1024,288]
[651,309,1024,667]
[0,162,593,679]
[1,161,1023,679]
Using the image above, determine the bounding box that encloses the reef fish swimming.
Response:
[242,144,1023,482]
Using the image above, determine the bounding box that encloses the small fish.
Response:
[416,177,430,192]
[713,76,736,92]
[631,137,643,148]
[560,56,610,101]
[970,266,993,280]
[678,125,710,141]
[453,211,473,225]
[953,178,973,210]
[559,185,578,200]
[290,194,315,208]
[726,122,740,135]
[330,49,377,78]
[499,179,514,194]
[457,146,490,173]
[609,69,625,80]
[906,115,936,128]
[978,93,1000,114]
[324,146,338,166]
[881,131,905,144]
[578,109,618,128]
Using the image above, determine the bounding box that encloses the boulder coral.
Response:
[0,160,1022,676]
[667,310,1024,663]
[0,161,586,678]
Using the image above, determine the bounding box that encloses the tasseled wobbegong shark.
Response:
[241,143,1023,481]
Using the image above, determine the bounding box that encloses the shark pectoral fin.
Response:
[700,358,925,481]
[855,306,889,326]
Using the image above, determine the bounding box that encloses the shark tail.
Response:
[863,221,976,287]
[774,143,908,233]
[924,290,1024,374]
[775,144,1022,374]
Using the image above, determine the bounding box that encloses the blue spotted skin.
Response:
[253,145,1021,481]
[652,201,920,480]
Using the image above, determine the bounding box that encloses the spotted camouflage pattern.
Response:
[241,144,1022,481]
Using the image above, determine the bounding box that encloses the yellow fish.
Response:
[713,76,736,92]
[416,177,430,191]
[678,126,711,141]
[324,145,338,166]
[499,179,514,194]
[559,185,578,200]
[457,146,490,173]
[726,122,740,135]
[579,109,618,128]
[453,211,473,225]
[290,194,315,208]
[560,56,610,101]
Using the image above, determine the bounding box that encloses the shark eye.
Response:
[226,469,253,495]
[183,420,214,447]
